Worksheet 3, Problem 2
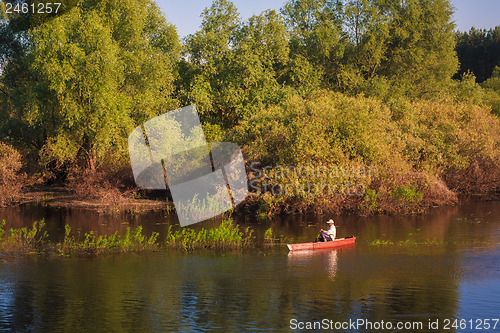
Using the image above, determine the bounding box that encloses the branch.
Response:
[0,86,11,99]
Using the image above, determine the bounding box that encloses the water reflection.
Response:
[0,247,499,331]
[0,205,178,242]
[287,248,352,280]
[0,201,498,331]
[1,200,499,247]
[269,201,500,250]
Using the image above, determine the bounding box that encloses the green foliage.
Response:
[258,202,270,220]
[450,72,485,105]
[455,26,500,83]
[404,99,500,170]
[369,239,445,246]
[231,91,398,165]
[0,220,48,253]
[364,188,380,212]
[233,90,499,212]
[281,0,344,86]
[181,0,460,126]
[0,0,180,179]
[378,0,458,97]
[0,220,163,255]
[0,219,254,255]
[181,1,290,126]
[393,185,423,202]
[264,228,273,242]
[0,142,22,184]
[369,238,491,247]
[203,123,225,143]
[262,227,288,245]
[165,219,253,251]
[369,239,394,246]
[58,225,159,255]
[280,0,458,98]
[481,66,500,116]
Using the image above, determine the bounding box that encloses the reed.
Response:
[165,219,254,251]
[57,225,159,255]
[369,239,395,246]
[370,239,444,246]
[0,219,254,256]
[262,227,288,246]
[0,220,48,254]
[369,239,491,247]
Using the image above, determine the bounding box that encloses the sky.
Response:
[155,0,500,38]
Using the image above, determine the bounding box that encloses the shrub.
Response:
[57,225,159,255]
[64,165,136,206]
[230,91,500,214]
[165,219,253,251]
[393,185,423,202]
[0,143,25,206]
[0,220,48,253]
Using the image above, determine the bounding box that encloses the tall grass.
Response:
[165,219,253,251]
[57,225,159,255]
[0,219,254,256]
[369,239,491,247]
[0,220,48,254]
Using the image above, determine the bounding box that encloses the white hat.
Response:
[327,219,334,224]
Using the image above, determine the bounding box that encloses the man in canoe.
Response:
[316,219,336,242]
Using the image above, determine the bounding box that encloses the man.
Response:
[317,219,336,242]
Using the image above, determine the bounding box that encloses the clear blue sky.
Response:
[155,0,500,38]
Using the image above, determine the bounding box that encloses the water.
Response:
[0,201,499,332]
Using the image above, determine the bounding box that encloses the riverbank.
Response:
[4,180,499,218]
[13,186,170,213]
[3,91,498,217]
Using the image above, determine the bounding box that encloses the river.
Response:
[0,201,499,332]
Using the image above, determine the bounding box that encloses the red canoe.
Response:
[287,237,356,251]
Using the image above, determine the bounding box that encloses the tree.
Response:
[481,66,500,116]
[182,1,290,127]
[455,26,500,83]
[180,0,240,126]
[230,10,291,118]
[281,0,345,88]
[0,0,180,179]
[379,0,458,97]
[341,0,390,74]
[280,0,458,97]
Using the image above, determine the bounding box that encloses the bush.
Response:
[393,185,423,202]
[0,143,25,206]
[64,167,131,205]
[481,66,500,116]
[0,220,48,253]
[230,91,398,166]
[230,91,500,214]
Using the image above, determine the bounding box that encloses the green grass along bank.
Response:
[0,219,254,257]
